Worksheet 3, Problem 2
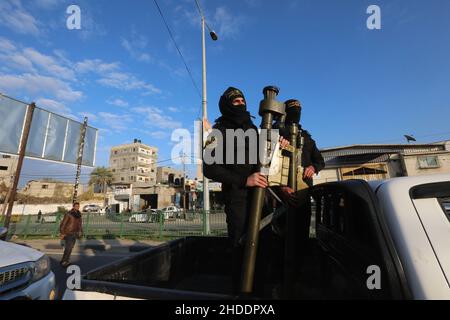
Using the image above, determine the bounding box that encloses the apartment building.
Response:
[109,139,158,184]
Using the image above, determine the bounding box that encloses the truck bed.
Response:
[80,237,236,299]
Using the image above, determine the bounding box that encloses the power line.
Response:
[153,0,202,99]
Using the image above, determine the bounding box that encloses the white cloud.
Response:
[133,106,182,129]
[36,98,78,120]
[33,0,62,10]
[107,98,129,108]
[0,0,41,36]
[168,107,179,112]
[75,59,120,74]
[0,37,17,52]
[98,112,133,132]
[121,38,153,63]
[0,73,83,102]
[98,72,162,95]
[0,52,36,72]
[213,7,244,39]
[23,48,75,80]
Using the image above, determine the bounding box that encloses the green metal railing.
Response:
[2,210,228,240]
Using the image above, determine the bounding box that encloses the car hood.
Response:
[0,240,43,268]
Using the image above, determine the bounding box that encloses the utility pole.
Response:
[182,153,186,211]
[3,103,36,233]
[73,117,88,204]
[201,16,211,235]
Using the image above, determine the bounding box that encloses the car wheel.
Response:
[131,218,136,223]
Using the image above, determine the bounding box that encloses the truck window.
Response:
[410,182,450,221]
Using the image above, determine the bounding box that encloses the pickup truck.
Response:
[0,227,56,300]
[63,174,450,300]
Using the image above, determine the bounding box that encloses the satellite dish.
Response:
[404,135,417,143]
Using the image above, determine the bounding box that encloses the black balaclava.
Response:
[216,87,253,129]
[284,99,301,125]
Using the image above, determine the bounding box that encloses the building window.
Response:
[112,169,116,173]
[131,167,135,171]
[418,156,440,169]
[113,160,117,164]
[42,185,49,189]
[121,177,125,181]
[0,166,8,171]
[114,151,118,155]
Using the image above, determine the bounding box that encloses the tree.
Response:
[89,167,113,205]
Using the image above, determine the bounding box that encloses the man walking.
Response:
[59,202,83,268]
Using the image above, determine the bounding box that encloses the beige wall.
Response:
[156,167,183,184]
[402,152,450,177]
[21,181,84,198]
[314,168,340,185]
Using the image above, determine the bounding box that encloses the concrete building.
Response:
[0,155,17,187]
[109,139,158,185]
[106,182,182,212]
[156,167,184,185]
[21,180,84,199]
[314,140,450,184]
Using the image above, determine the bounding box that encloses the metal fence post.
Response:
[202,209,207,236]
[53,213,62,238]
[119,213,124,239]
[159,212,164,240]
[22,214,32,240]
[84,212,91,239]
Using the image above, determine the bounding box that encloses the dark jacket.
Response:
[60,209,83,236]
[203,120,259,195]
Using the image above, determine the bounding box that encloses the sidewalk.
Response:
[12,238,165,255]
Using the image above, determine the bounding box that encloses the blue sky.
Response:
[1,0,450,185]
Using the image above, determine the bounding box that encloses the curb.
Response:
[13,241,161,254]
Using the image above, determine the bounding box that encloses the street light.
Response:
[196,0,218,235]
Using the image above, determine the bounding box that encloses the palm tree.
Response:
[89,167,113,205]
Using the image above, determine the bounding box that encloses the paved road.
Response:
[47,251,132,300]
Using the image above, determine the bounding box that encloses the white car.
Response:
[161,206,181,219]
[0,228,56,300]
[82,205,102,213]
[128,212,150,223]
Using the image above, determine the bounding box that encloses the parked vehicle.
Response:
[63,174,450,300]
[82,204,102,213]
[0,228,56,300]
[128,211,150,223]
[160,206,181,219]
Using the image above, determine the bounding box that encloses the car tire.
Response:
[131,218,136,223]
